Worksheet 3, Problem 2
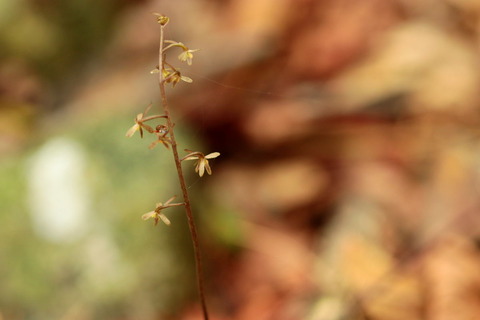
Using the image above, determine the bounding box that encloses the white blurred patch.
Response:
[27,137,90,243]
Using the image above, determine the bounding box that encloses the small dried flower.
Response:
[126,103,155,138]
[149,134,171,150]
[164,40,199,65]
[162,68,192,87]
[142,196,184,226]
[153,13,169,26]
[182,150,220,177]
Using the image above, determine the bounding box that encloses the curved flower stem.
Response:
[142,115,167,122]
[157,24,209,320]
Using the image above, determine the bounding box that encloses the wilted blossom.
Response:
[162,68,193,87]
[149,134,171,150]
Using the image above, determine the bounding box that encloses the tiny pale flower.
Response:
[126,104,155,138]
[162,68,192,87]
[142,196,184,226]
[126,104,167,138]
[178,49,198,65]
[153,13,169,26]
[182,150,220,177]
[163,40,199,65]
[149,134,171,150]
[142,209,171,226]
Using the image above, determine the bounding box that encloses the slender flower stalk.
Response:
[127,14,217,319]
[156,14,210,320]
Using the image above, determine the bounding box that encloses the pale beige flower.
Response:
[182,150,220,177]
[125,104,154,138]
[177,48,199,65]
[163,40,199,65]
[149,134,171,150]
[142,196,184,226]
[162,68,192,87]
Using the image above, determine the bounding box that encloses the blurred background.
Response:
[3,0,480,319]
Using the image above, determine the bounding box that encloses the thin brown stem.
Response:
[142,115,167,122]
[157,24,209,320]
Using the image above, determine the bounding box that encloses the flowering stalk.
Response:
[127,14,219,319]
[155,14,209,320]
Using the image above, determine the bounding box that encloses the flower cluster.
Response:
[126,14,220,229]
[153,34,199,85]
[138,14,212,319]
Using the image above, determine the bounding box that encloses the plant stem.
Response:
[157,24,209,320]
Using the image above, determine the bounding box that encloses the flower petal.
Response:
[183,155,199,161]
[142,211,156,220]
[141,123,155,134]
[126,124,140,137]
[161,140,170,149]
[148,141,158,149]
[159,213,171,226]
[205,161,212,175]
[198,159,206,177]
[164,196,176,206]
[178,51,188,60]
[205,152,220,159]
[143,103,153,115]
[181,76,193,83]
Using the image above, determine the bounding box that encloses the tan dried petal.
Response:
[205,160,212,175]
[142,211,156,220]
[198,159,206,177]
[180,76,193,83]
[205,152,220,159]
[164,196,176,206]
[158,213,171,226]
[126,123,140,137]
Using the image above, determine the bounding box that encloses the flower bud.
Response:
[153,13,169,26]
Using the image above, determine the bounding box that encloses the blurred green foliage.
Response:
[0,0,122,82]
[0,112,214,318]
